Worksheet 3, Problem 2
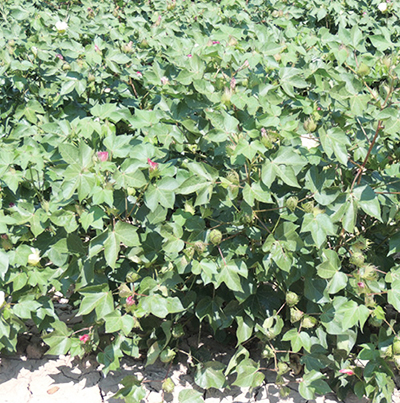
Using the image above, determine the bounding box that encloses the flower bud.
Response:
[357,63,371,77]
[303,117,317,133]
[286,196,298,212]
[221,87,232,105]
[209,229,223,245]
[226,170,240,185]
[290,307,304,323]
[349,252,365,267]
[194,241,206,254]
[302,201,314,213]
[126,271,140,282]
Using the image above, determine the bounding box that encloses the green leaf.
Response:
[337,301,370,331]
[195,361,226,389]
[78,291,114,317]
[299,370,332,400]
[236,315,254,345]
[388,280,400,312]
[233,358,264,388]
[179,389,204,403]
[0,251,9,280]
[217,260,247,292]
[139,295,184,319]
[43,321,72,355]
[282,328,312,352]
[114,221,140,247]
[353,185,382,221]
[317,249,340,279]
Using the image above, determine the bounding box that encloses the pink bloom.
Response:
[261,128,267,137]
[212,41,220,45]
[79,334,90,344]
[317,107,321,111]
[94,44,100,52]
[161,76,169,85]
[187,54,192,58]
[147,158,159,171]
[357,282,365,288]
[339,369,354,376]
[55,53,63,60]
[137,71,143,77]
[97,151,109,162]
[126,296,136,306]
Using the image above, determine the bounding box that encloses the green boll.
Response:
[394,355,400,370]
[286,291,300,307]
[393,337,400,355]
[162,377,175,393]
[209,229,223,245]
[160,348,176,363]
[277,361,289,375]
[261,345,275,359]
[301,315,318,329]
[172,324,185,339]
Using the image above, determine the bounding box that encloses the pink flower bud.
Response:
[94,44,100,52]
[126,296,136,306]
[261,128,267,137]
[317,107,321,110]
[137,71,143,77]
[147,158,159,171]
[212,41,220,45]
[55,53,64,60]
[339,369,354,376]
[230,77,236,90]
[357,282,365,288]
[187,54,192,58]
[161,76,169,85]
[8,203,15,208]
[79,334,90,344]
[97,151,109,162]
